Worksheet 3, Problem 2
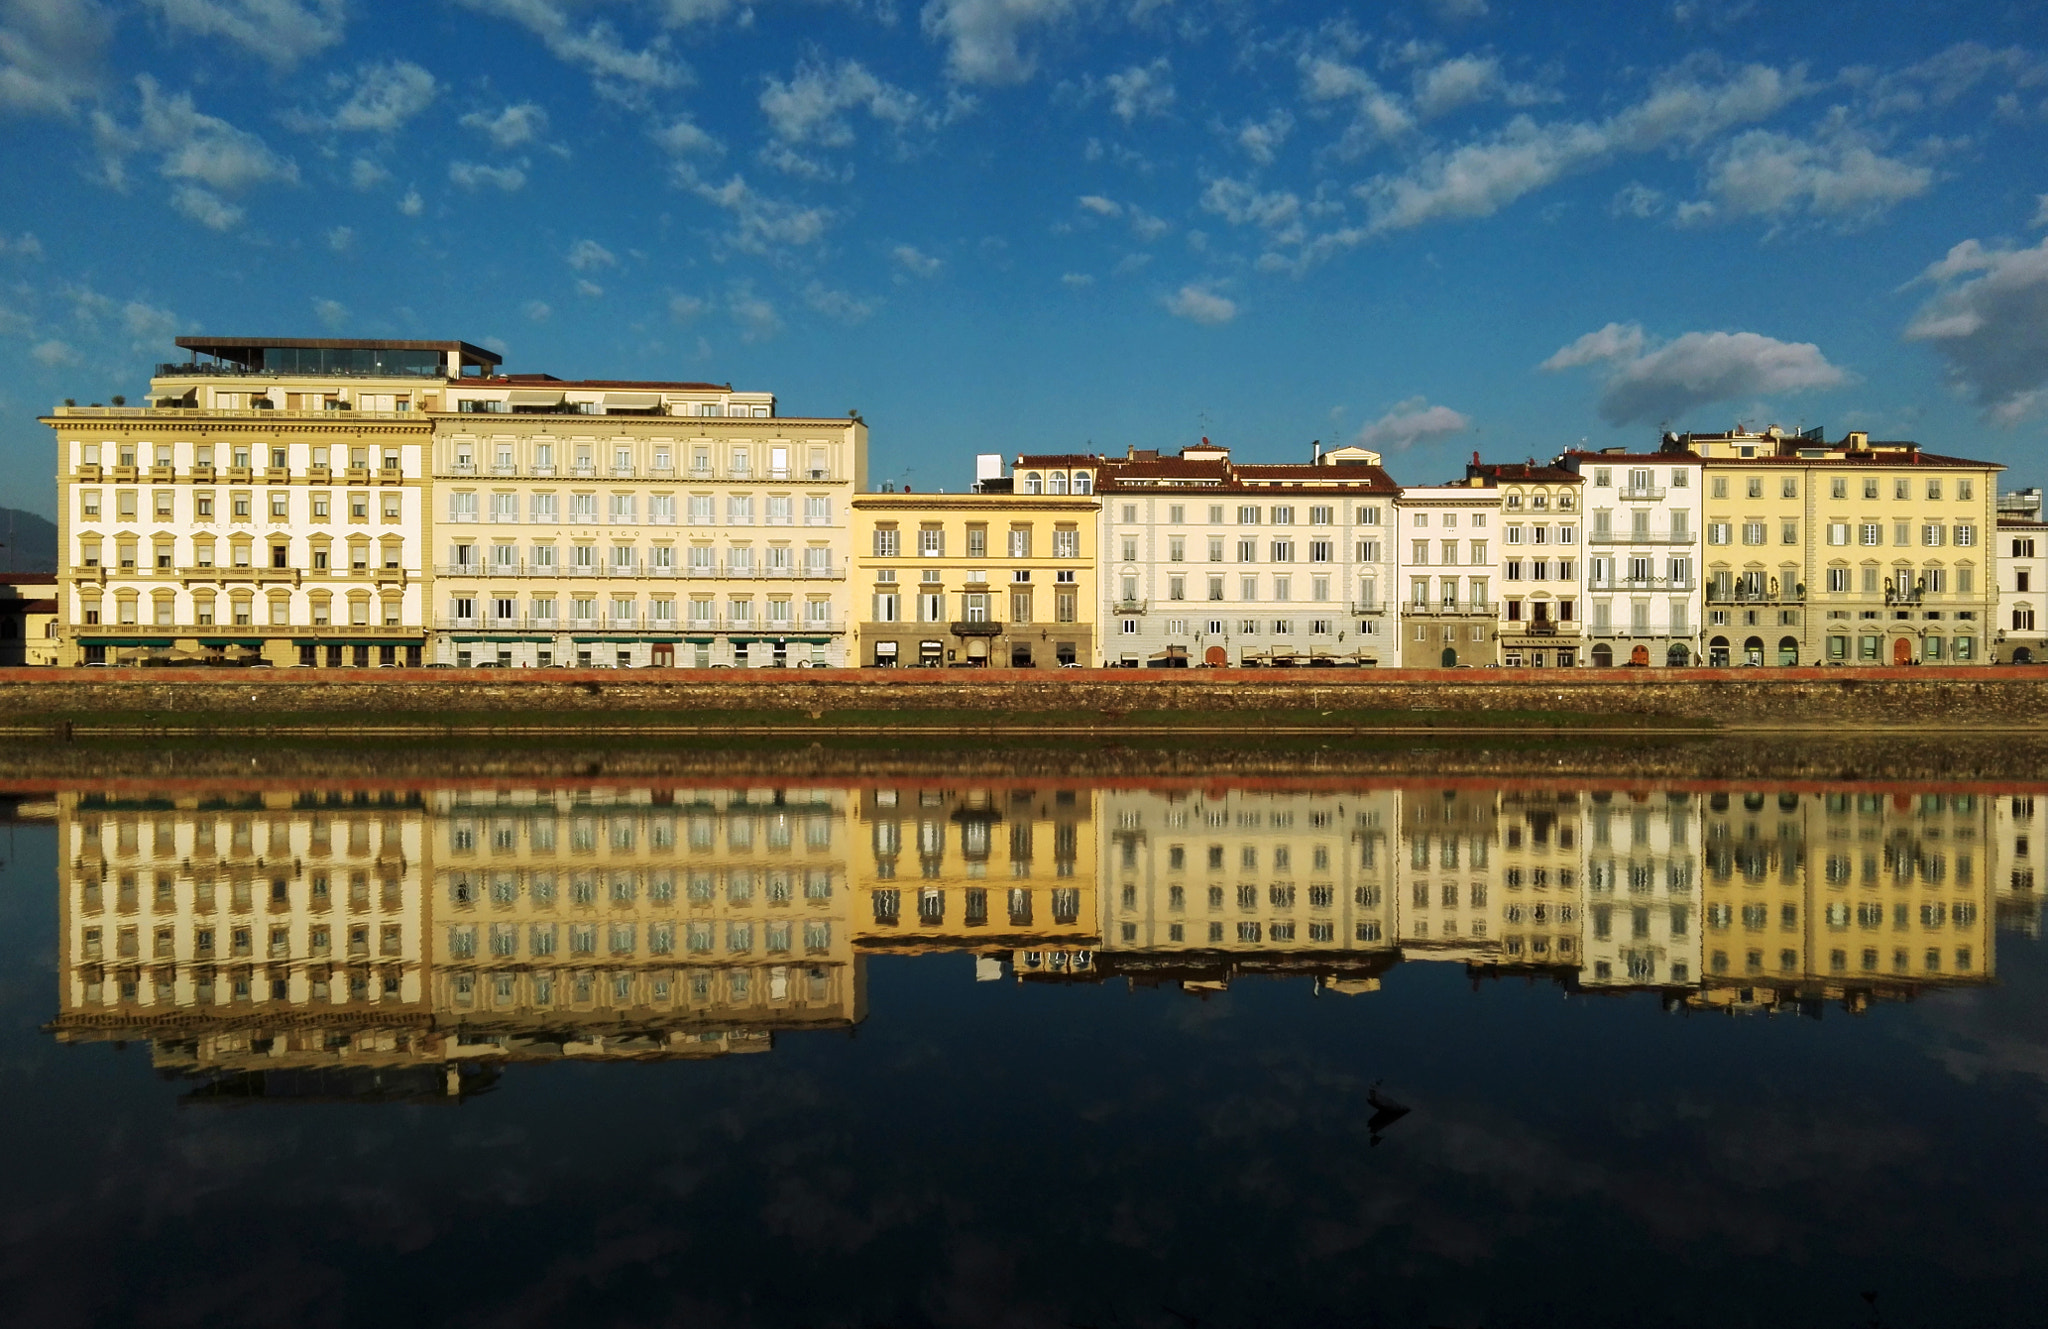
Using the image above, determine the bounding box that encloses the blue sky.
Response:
[1,0,2046,516]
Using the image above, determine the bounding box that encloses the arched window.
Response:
[1023,472,1042,495]
[1048,472,1069,495]
[1777,635,1799,667]
[1666,642,1690,667]
[2015,604,2036,632]
[1072,472,1093,494]
[1742,636,1764,666]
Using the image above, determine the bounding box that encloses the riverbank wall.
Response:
[0,664,2039,733]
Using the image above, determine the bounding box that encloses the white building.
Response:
[1052,441,1399,667]
[1564,446,1704,667]
[1995,488,2045,665]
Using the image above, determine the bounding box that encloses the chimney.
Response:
[1312,438,1322,463]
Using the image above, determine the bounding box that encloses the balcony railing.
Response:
[1349,602,1384,615]
[1588,578,1698,592]
[1113,598,1148,614]
[951,620,1005,636]
[1404,600,1493,616]
[1501,619,1570,636]
[1618,485,1667,501]
[432,616,845,635]
[1587,531,1695,545]
[1705,585,1805,605]
[433,562,845,581]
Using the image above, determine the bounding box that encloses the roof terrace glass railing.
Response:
[157,347,449,378]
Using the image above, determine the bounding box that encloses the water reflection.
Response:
[46,778,2045,1102]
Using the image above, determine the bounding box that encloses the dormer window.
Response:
[1073,472,1093,495]
[1023,472,1043,495]
[1049,472,1069,495]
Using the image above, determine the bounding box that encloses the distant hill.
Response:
[0,508,56,573]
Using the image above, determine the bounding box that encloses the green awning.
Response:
[570,635,680,643]
[684,636,714,645]
[294,637,426,646]
[449,636,551,643]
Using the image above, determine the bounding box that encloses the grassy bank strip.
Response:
[0,705,1710,736]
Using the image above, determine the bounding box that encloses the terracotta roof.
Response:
[1560,450,1701,464]
[466,376,744,392]
[1698,450,2002,469]
[1468,462,1582,485]
[1014,454,1111,467]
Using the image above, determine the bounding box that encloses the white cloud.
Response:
[1233,109,1293,165]
[681,169,829,254]
[1060,271,1094,287]
[397,187,423,215]
[1412,55,1500,118]
[2034,194,2048,229]
[1429,0,1487,18]
[121,299,177,343]
[1858,41,2045,117]
[1611,182,1665,218]
[141,0,345,70]
[348,156,389,189]
[94,75,299,194]
[1201,176,1301,234]
[1903,234,2048,424]
[668,293,706,321]
[0,0,112,115]
[31,338,80,367]
[762,56,921,148]
[168,182,244,230]
[655,0,733,22]
[1127,206,1169,241]
[651,114,721,157]
[892,243,942,276]
[921,0,1077,86]
[461,102,549,149]
[448,159,527,191]
[1357,60,1809,234]
[566,238,616,271]
[1300,51,1414,156]
[1700,123,1932,225]
[728,285,781,341]
[325,224,353,251]
[307,60,437,133]
[1164,283,1236,325]
[1105,56,1173,123]
[454,0,688,98]
[1076,193,1121,216]
[523,300,552,321]
[312,296,347,329]
[803,281,878,323]
[574,278,603,298]
[0,230,44,257]
[1543,321,1849,426]
[1354,397,1471,451]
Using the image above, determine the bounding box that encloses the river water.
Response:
[2,771,2044,1327]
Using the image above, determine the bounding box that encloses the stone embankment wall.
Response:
[0,664,2042,731]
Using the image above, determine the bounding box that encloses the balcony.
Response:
[432,562,846,581]
[1349,602,1385,615]
[1114,598,1148,614]
[1404,600,1493,616]
[950,620,1005,636]
[432,616,845,636]
[1706,584,1805,605]
[1618,485,1666,501]
[1588,578,1698,592]
[1587,531,1695,545]
[1501,618,1571,636]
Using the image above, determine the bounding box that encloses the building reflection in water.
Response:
[44,777,2046,1100]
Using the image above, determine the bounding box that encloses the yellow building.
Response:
[1992,790,2043,938]
[1694,788,1995,1012]
[849,784,1099,960]
[1466,461,1587,669]
[1687,427,2002,666]
[1575,790,1700,989]
[1085,787,1401,991]
[849,492,1097,668]
[0,573,59,665]
[1399,786,1506,961]
[47,336,453,666]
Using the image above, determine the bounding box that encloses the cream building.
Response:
[1398,786,1505,961]
[849,492,1097,668]
[1465,461,1586,668]
[1992,790,2043,938]
[1392,483,1501,667]
[1064,442,1399,668]
[430,382,865,668]
[47,335,449,666]
[1563,447,1704,667]
[1687,426,2002,666]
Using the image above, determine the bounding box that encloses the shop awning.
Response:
[507,389,565,407]
[604,392,661,409]
[197,638,266,648]
[684,636,714,645]
[448,636,552,644]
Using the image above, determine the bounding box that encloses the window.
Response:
[1742,522,1766,546]
[1010,528,1032,557]
[874,527,899,557]
[1054,529,1078,558]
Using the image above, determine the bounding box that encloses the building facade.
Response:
[1563,447,1704,667]
[1689,427,2002,667]
[849,492,1097,668]
[1995,488,2046,664]
[1391,482,1501,667]
[430,381,864,668]
[47,335,454,665]
[0,573,58,665]
[1466,461,1586,668]
[1079,442,1399,667]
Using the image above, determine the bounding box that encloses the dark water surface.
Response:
[3,771,2046,1329]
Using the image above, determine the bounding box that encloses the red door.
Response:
[1892,637,1912,666]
